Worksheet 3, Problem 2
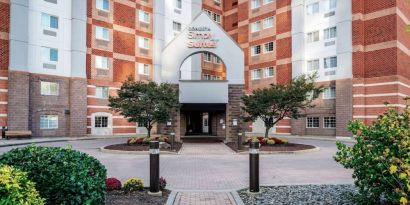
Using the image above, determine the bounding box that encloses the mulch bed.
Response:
[226,142,316,152]
[106,189,170,205]
[104,142,182,152]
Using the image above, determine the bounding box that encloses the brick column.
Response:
[8,71,30,131]
[336,79,353,137]
[226,84,244,142]
[69,78,87,136]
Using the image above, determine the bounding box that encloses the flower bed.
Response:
[226,137,316,153]
[104,136,182,152]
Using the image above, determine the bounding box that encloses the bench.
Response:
[5,131,32,139]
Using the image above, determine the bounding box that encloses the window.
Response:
[96,0,109,11]
[41,81,59,96]
[323,87,336,99]
[213,13,221,24]
[175,0,182,9]
[307,2,319,15]
[324,27,337,40]
[251,69,262,80]
[307,31,319,43]
[40,115,58,129]
[306,117,319,128]
[138,63,150,75]
[327,0,337,10]
[251,45,261,56]
[173,21,182,32]
[251,21,262,32]
[139,10,150,23]
[324,56,337,69]
[204,74,211,80]
[95,56,108,69]
[263,17,274,28]
[324,116,336,128]
[138,37,149,49]
[95,116,108,128]
[263,0,273,4]
[42,47,58,62]
[41,13,58,29]
[95,86,109,98]
[264,42,274,53]
[251,0,261,9]
[264,67,275,78]
[96,26,109,41]
[214,56,222,64]
[307,59,320,71]
[203,52,212,62]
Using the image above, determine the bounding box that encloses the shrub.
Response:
[335,108,410,205]
[159,177,167,191]
[106,178,122,191]
[267,139,275,145]
[127,137,145,145]
[123,178,144,192]
[246,136,288,146]
[0,165,45,205]
[0,145,107,205]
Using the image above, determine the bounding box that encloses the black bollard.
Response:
[149,141,160,194]
[249,141,260,193]
[237,133,243,150]
[2,126,7,139]
[170,132,175,151]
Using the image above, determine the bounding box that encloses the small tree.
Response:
[242,74,323,138]
[109,79,179,138]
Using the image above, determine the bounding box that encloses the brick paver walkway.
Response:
[173,192,237,205]
[178,142,235,155]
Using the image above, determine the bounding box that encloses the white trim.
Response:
[0,102,7,105]
[353,104,406,108]
[276,126,291,128]
[353,81,410,89]
[113,126,136,128]
[353,115,378,119]
[0,114,7,117]
[0,77,8,80]
[353,93,408,98]
[87,105,110,109]
[0,89,8,93]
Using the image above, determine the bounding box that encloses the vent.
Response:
[174,9,181,14]
[325,70,336,76]
[214,1,221,6]
[97,11,109,17]
[252,32,260,37]
[324,40,336,47]
[140,49,149,55]
[43,63,56,69]
[43,30,57,37]
[232,1,238,6]
[232,22,238,27]
[140,22,150,29]
[97,69,108,76]
[324,11,335,17]
[252,8,260,13]
[44,0,57,4]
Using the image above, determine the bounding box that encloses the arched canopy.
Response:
[161,12,244,84]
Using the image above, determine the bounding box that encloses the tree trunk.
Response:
[265,126,270,138]
[147,124,152,138]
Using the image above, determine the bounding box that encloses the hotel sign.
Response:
[187,27,218,48]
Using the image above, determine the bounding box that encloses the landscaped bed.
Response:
[238,184,357,205]
[226,137,316,153]
[103,136,182,153]
[106,189,170,205]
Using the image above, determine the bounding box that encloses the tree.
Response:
[109,79,179,138]
[242,74,323,138]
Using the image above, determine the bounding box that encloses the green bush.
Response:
[335,108,410,205]
[0,146,107,205]
[0,165,45,205]
[123,178,144,192]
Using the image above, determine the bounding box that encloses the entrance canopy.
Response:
[160,12,244,85]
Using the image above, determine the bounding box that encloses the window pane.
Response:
[49,48,58,62]
[50,16,58,29]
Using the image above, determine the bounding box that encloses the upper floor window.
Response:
[96,0,109,11]
[251,69,262,80]
[204,52,212,62]
[95,86,109,99]
[41,81,59,96]
[139,10,150,23]
[41,13,58,29]
[307,31,319,43]
[95,56,108,69]
[251,21,262,33]
[138,63,150,75]
[138,37,150,49]
[40,115,58,129]
[327,0,337,10]
[323,87,336,99]
[173,21,182,32]
[175,0,182,9]
[307,59,320,71]
[264,67,275,78]
[42,47,58,62]
[324,27,337,40]
[307,2,319,15]
[251,45,261,56]
[264,42,274,53]
[263,17,274,28]
[96,26,109,41]
[204,10,221,24]
[324,56,337,69]
[263,0,273,5]
[251,0,261,9]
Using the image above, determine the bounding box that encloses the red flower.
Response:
[106,177,122,191]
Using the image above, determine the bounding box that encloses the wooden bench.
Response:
[5,131,32,139]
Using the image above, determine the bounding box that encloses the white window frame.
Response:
[251,0,261,9]
[96,0,110,12]
[95,86,109,99]
[173,21,182,32]
[41,13,58,29]
[323,87,336,99]
[327,0,337,10]
[40,115,58,129]
[263,17,274,29]
[306,117,320,128]
[251,21,262,33]
[307,31,319,43]
[251,69,262,80]
[251,45,261,56]
[264,42,274,53]
[203,52,212,62]
[40,81,59,96]
[307,59,320,72]
[95,116,109,128]
[324,27,337,40]
[307,2,320,15]
[323,116,336,128]
[263,0,273,5]
[138,37,150,49]
[139,10,150,24]
[42,47,58,63]
[264,67,275,78]
[95,56,108,70]
[324,56,337,69]
[175,0,182,9]
[138,63,150,75]
[95,26,109,41]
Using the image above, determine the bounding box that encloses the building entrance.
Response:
[181,104,226,137]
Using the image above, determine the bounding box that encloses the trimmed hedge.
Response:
[0,165,45,205]
[0,146,107,205]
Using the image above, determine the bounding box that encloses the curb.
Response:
[230,191,245,205]
[235,146,320,155]
[165,191,178,205]
[99,146,179,155]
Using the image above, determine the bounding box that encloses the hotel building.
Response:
[0,0,409,139]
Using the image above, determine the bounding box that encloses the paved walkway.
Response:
[179,142,235,155]
[173,192,237,205]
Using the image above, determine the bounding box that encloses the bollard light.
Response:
[249,141,260,193]
[237,133,243,150]
[1,126,5,139]
[170,132,175,151]
[149,141,160,195]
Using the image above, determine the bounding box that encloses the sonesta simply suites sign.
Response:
[187,26,219,48]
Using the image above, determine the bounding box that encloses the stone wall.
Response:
[226,84,244,142]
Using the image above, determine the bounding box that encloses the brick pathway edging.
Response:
[166,191,245,205]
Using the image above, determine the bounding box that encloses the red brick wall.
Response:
[0,1,9,127]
